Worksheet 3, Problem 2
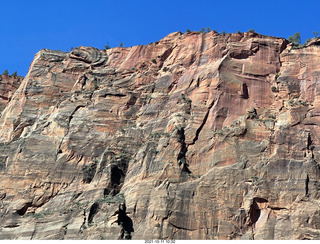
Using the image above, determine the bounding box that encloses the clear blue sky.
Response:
[1,0,319,76]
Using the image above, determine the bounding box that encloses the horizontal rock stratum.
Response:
[0,31,319,240]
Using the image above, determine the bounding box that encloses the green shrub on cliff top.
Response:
[288,32,301,45]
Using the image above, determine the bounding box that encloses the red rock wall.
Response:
[0,74,22,112]
[0,32,319,240]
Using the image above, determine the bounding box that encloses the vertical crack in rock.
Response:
[177,128,191,173]
[79,209,87,234]
[306,133,314,159]
[305,174,309,197]
[187,78,194,89]
[160,210,172,239]
[30,226,37,240]
[189,97,218,146]
[241,83,249,99]
[68,105,85,124]
[62,224,68,239]
[57,105,85,155]
[307,133,312,150]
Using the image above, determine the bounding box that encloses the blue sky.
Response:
[0,0,319,76]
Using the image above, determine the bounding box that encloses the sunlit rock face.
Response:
[0,31,319,240]
[0,74,23,113]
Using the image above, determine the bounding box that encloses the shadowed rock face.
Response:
[0,31,319,240]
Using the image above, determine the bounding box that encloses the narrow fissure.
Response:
[57,105,85,156]
[177,128,191,174]
[79,209,87,234]
[68,105,85,124]
[307,133,313,150]
[168,221,196,231]
[188,98,216,146]
[305,174,309,196]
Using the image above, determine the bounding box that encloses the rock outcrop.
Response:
[0,74,23,112]
[0,31,319,240]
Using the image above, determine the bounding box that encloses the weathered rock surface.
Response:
[0,31,319,240]
[0,74,23,112]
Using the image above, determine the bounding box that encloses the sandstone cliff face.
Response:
[0,31,319,240]
[0,74,23,113]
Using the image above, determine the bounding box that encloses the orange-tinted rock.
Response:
[0,32,319,240]
[0,74,23,112]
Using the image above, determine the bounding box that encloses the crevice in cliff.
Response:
[230,49,255,60]
[4,224,20,228]
[68,105,85,124]
[105,153,130,196]
[12,118,36,141]
[159,210,173,238]
[111,165,125,188]
[62,224,68,238]
[277,40,288,71]
[196,77,200,87]
[168,221,196,231]
[241,83,249,99]
[157,47,174,71]
[187,78,194,88]
[305,174,309,197]
[249,197,268,226]
[279,40,288,54]
[30,225,37,240]
[306,133,314,159]
[269,206,288,210]
[88,202,99,225]
[56,105,85,157]
[160,47,174,63]
[188,97,217,146]
[16,202,32,216]
[176,128,191,173]
[101,92,126,98]
[82,162,97,184]
[79,209,87,234]
[307,133,312,150]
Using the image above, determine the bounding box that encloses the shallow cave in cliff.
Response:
[242,83,249,99]
[110,165,125,187]
[82,163,97,184]
[16,202,32,216]
[249,197,268,225]
[88,202,99,224]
